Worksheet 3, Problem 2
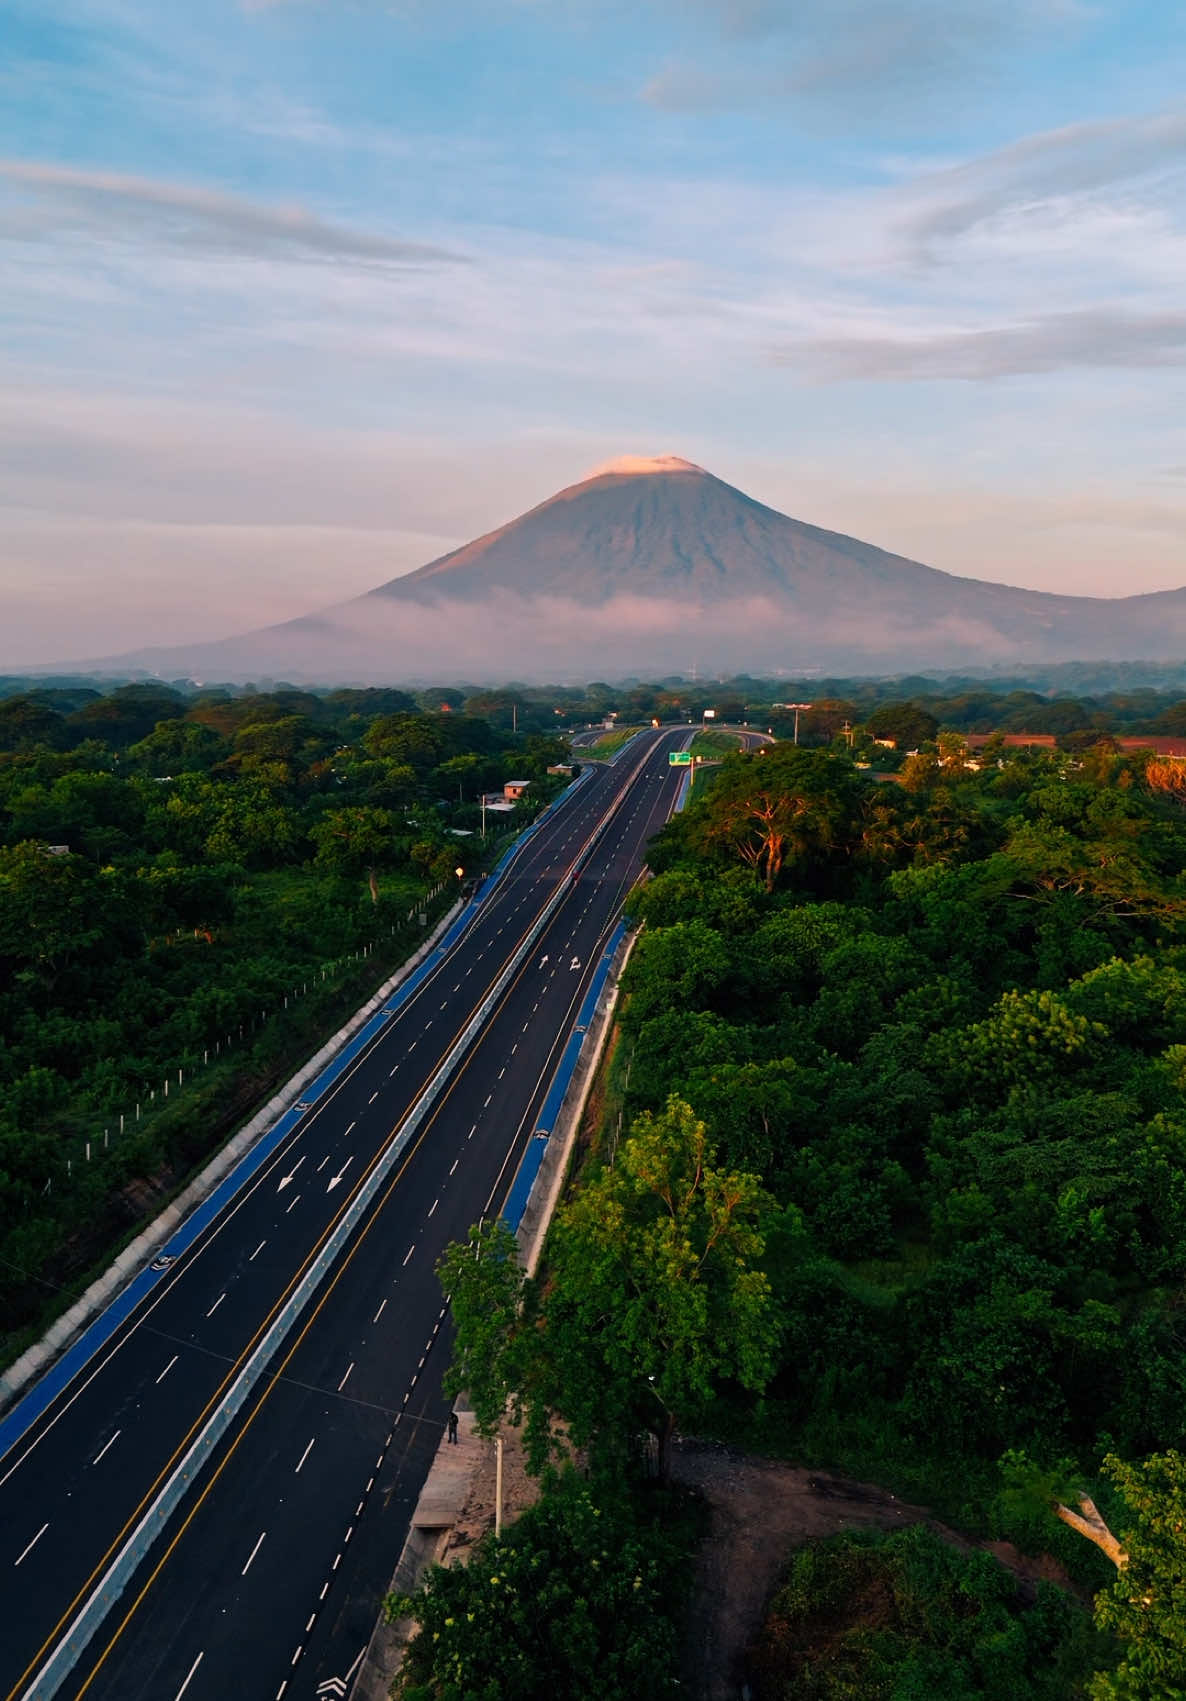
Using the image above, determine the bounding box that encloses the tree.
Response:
[309,804,396,902]
[1089,1452,1186,1699]
[689,745,859,892]
[864,700,940,748]
[388,1475,682,1701]
[540,1096,777,1478]
[436,1220,526,1437]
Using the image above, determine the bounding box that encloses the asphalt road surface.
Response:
[0,728,688,1701]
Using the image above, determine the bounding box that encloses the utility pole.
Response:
[512,703,518,735]
[786,702,813,745]
[495,1435,504,1537]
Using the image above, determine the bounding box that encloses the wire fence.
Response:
[42,879,458,1193]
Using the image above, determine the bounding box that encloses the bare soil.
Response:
[671,1436,1077,1701]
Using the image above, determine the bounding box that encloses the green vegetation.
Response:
[688,727,749,757]
[388,1472,702,1701]
[0,681,571,1357]
[750,1525,1100,1700]
[585,724,646,755]
[412,733,1186,1697]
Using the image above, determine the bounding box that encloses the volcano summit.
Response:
[77,458,1186,682]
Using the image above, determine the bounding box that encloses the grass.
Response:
[688,729,750,758]
[587,725,647,755]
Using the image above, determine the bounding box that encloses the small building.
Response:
[481,795,516,814]
[503,779,530,802]
[546,763,574,776]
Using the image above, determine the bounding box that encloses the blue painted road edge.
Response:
[501,917,628,1234]
[501,739,693,1231]
[0,768,595,1466]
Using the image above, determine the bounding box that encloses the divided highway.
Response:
[0,728,688,1701]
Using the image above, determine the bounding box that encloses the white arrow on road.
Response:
[326,1155,354,1192]
[538,953,549,968]
[277,1155,306,1192]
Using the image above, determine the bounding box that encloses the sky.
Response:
[3,0,1186,664]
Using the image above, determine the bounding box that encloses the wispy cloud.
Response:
[901,110,1186,256]
[771,307,1186,381]
[643,0,1083,113]
[0,159,466,265]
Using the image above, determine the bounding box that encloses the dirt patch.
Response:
[671,1437,1076,1701]
[437,1418,540,1565]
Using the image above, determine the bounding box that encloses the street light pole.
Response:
[786,702,813,746]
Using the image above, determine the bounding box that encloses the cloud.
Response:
[0,159,466,266]
[642,0,1079,113]
[902,110,1186,256]
[772,307,1186,381]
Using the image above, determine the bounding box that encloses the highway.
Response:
[0,728,689,1701]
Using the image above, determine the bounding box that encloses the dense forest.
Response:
[0,681,569,1355]
[402,735,1186,1699]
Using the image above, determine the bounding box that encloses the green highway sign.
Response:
[668,751,693,766]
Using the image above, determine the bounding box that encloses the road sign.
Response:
[668,751,692,765]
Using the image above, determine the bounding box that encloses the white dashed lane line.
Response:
[91,1430,120,1466]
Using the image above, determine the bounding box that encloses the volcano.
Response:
[68,456,1186,682]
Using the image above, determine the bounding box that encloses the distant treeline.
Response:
[9,667,1186,751]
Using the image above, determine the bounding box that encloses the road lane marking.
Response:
[205,1294,225,1319]
[241,1530,266,1576]
[449,1159,458,1176]
[315,1155,330,1173]
[23,760,661,1693]
[174,1652,203,1699]
[14,1524,48,1567]
[483,1094,492,1107]
[92,1431,121,1466]
[248,1241,266,1262]
[295,1438,315,1474]
[285,1195,301,1213]
[427,1199,438,1219]
[402,1246,414,1267]
[344,1121,356,1135]
[276,1155,305,1193]
[306,1613,316,1633]
[327,1156,354,1192]
[368,1092,378,1105]
[372,1300,386,1323]
[498,1068,505,1079]
[155,1357,178,1386]
[337,1364,354,1393]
